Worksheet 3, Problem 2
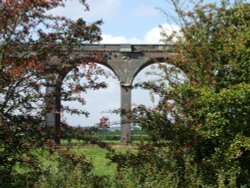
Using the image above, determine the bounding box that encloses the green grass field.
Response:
[73,145,116,177]
[72,144,137,178]
[12,143,138,187]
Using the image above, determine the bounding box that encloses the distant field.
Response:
[91,129,149,143]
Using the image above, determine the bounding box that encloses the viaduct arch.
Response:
[45,44,176,144]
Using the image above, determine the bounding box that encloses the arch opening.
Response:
[131,57,167,85]
[61,63,120,128]
[132,61,187,108]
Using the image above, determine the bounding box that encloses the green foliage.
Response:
[113,146,180,188]
[8,146,111,188]
[111,0,250,187]
[173,1,250,88]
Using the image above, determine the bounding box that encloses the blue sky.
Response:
[94,0,173,42]
[51,0,179,44]
[51,0,226,43]
[50,0,221,127]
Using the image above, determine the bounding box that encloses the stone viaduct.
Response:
[45,44,175,144]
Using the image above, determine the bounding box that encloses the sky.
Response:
[50,0,220,127]
[52,0,177,43]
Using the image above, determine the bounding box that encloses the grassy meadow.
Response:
[66,129,144,177]
[9,129,145,187]
[71,144,137,178]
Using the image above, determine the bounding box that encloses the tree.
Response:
[0,1,109,186]
[111,1,250,187]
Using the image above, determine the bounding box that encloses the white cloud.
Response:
[101,34,142,44]
[101,23,180,44]
[144,23,180,43]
